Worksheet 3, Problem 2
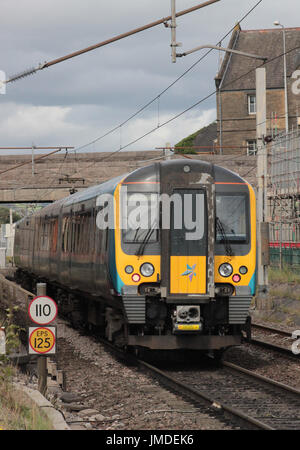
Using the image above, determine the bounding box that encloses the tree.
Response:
[0,208,21,224]
[174,129,200,154]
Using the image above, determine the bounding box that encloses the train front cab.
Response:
[113,160,256,351]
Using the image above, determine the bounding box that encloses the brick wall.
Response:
[216,88,286,153]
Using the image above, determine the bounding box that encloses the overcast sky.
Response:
[1,0,299,155]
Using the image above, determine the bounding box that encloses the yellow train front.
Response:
[110,159,256,351]
[14,158,256,354]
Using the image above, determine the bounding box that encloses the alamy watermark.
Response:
[0,327,5,355]
[292,70,300,95]
[0,71,6,95]
[95,187,205,240]
[291,330,300,355]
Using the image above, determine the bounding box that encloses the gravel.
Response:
[2,274,299,430]
[52,320,233,430]
[224,343,300,390]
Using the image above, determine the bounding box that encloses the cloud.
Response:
[0,101,215,152]
[84,107,217,152]
[1,0,299,154]
[0,103,85,147]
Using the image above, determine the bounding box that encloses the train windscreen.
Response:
[216,194,249,243]
[122,192,159,243]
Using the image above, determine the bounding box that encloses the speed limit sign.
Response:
[28,296,58,325]
[29,327,56,354]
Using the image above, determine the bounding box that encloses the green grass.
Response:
[268,265,300,284]
[269,287,300,301]
[0,365,53,430]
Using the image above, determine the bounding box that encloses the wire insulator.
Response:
[6,67,38,84]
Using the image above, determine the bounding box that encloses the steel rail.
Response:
[95,337,272,430]
[250,322,299,358]
[138,359,274,430]
[223,360,300,396]
[251,337,299,358]
[251,321,292,336]
[8,274,296,429]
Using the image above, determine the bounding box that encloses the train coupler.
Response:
[172,305,203,333]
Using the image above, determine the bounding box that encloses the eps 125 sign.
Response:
[28,296,57,355]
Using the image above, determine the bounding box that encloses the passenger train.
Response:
[14,159,256,355]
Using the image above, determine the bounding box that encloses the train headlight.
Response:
[125,265,134,274]
[140,262,154,277]
[239,266,248,275]
[218,263,233,278]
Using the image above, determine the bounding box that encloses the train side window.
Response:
[81,216,86,253]
[35,218,40,250]
[79,216,84,253]
[67,217,71,253]
[75,217,81,253]
[105,228,108,251]
[62,217,69,252]
[73,217,78,253]
[51,219,58,252]
[68,217,72,252]
[90,211,96,254]
[38,219,42,250]
[69,218,73,253]
[41,221,46,250]
[85,214,90,253]
[71,218,75,253]
[83,215,88,253]
[61,218,65,251]
[82,213,91,254]
[100,226,108,253]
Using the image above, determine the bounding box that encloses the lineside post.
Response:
[256,67,269,295]
[36,283,47,396]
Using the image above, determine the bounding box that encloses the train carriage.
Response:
[14,159,256,353]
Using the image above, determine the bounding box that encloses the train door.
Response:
[160,162,215,300]
[169,188,207,294]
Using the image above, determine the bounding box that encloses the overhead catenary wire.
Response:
[72,0,264,153]
[13,30,274,194]
[3,1,264,155]
[68,45,300,177]
[0,147,71,176]
[4,0,220,84]
[1,1,265,190]
[5,36,295,185]
[67,41,296,170]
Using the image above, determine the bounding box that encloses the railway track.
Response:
[251,322,299,358]
[140,356,300,430]
[2,274,300,430]
[96,340,264,430]
[97,338,300,430]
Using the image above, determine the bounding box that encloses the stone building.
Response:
[215,24,300,155]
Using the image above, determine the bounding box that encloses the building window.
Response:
[247,139,257,156]
[247,94,256,114]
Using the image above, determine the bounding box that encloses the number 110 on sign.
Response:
[28,296,58,325]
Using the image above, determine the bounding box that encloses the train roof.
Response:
[123,159,248,185]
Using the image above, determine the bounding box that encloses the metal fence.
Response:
[269,129,300,268]
[269,245,300,269]
[270,129,300,195]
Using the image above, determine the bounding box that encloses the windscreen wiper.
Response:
[216,216,234,257]
[135,223,156,256]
